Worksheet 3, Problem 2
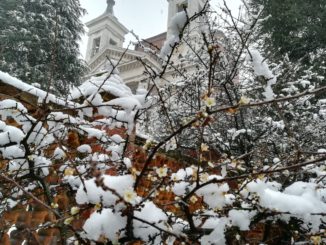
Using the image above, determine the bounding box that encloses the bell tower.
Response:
[166,0,205,39]
[85,0,128,62]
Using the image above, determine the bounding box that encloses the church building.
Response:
[84,0,205,91]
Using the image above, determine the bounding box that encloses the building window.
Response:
[91,37,101,57]
[177,1,188,12]
[138,79,148,90]
[109,39,117,46]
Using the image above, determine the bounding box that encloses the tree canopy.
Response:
[250,0,326,61]
[0,0,87,94]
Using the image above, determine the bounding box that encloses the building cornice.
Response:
[84,47,163,80]
[86,13,129,35]
[89,46,161,68]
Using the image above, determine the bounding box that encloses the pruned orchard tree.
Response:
[0,0,87,95]
[0,0,325,245]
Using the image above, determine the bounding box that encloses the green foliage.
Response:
[249,0,326,94]
[0,0,87,95]
[251,0,326,62]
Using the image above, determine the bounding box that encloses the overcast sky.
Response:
[79,0,241,58]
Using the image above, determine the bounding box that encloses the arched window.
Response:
[91,37,101,57]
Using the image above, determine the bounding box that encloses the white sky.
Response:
[79,0,241,58]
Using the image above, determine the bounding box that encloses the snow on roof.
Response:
[0,71,76,108]
[69,72,132,100]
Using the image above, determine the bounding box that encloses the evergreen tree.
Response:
[0,0,87,94]
[250,0,326,61]
[249,0,326,93]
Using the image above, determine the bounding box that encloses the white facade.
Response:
[85,11,128,62]
[167,0,205,40]
[85,0,205,89]
[84,4,162,90]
